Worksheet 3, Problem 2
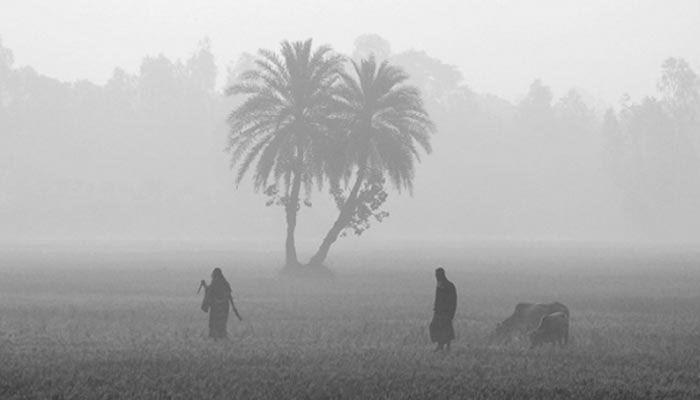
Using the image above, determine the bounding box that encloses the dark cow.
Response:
[490,302,569,344]
[529,311,569,348]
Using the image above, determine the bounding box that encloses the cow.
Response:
[529,311,569,348]
[490,302,569,344]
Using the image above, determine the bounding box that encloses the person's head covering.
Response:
[435,266,446,281]
[210,267,230,294]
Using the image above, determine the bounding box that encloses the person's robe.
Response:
[429,279,457,344]
[203,278,231,339]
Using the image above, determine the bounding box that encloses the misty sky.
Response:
[2,0,699,105]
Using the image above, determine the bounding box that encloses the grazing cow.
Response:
[490,302,569,344]
[529,311,569,348]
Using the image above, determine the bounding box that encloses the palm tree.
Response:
[308,56,435,266]
[226,39,344,267]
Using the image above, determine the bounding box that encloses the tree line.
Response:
[0,34,698,248]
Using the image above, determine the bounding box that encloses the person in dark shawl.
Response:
[429,267,457,352]
[201,268,242,339]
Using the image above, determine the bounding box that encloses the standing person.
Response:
[429,267,457,352]
[202,268,242,339]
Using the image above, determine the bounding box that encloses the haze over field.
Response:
[1,1,699,248]
[5,3,700,398]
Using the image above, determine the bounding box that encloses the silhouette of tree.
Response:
[186,38,217,95]
[0,36,11,67]
[226,39,344,267]
[105,68,137,110]
[608,58,700,237]
[518,79,555,140]
[138,54,189,114]
[225,52,256,89]
[0,36,13,105]
[602,108,624,180]
[390,50,462,103]
[352,34,391,62]
[658,57,700,124]
[555,89,594,137]
[308,56,434,266]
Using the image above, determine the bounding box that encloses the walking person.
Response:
[429,267,457,352]
[201,268,242,339]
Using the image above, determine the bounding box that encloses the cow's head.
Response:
[489,321,512,344]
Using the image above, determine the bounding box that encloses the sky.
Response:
[1,0,699,105]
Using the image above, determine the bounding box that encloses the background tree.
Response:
[225,52,256,89]
[352,34,391,62]
[0,36,13,108]
[308,57,434,266]
[226,39,344,267]
[186,38,217,95]
[555,89,594,137]
[658,57,700,125]
[517,79,555,141]
[605,59,700,238]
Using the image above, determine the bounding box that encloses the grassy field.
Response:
[2,243,700,399]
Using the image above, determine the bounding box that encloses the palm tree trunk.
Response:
[308,167,366,267]
[285,152,303,267]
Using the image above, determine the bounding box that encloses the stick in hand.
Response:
[229,295,243,321]
[197,279,207,294]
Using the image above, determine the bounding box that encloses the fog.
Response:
[1,1,699,249]
[4,4,700,397]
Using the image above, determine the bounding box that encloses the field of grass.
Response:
[2,243,700,399]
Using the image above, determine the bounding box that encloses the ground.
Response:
[1,243,700,399]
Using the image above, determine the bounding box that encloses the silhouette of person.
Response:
[429,267,457,352]
[202,268,241,339]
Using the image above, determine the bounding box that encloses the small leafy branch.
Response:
[264,185,312,209]
[331,171,390,237]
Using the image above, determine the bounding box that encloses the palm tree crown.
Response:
[330,56,434,192]
[226,39,344,194]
